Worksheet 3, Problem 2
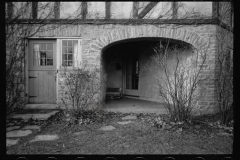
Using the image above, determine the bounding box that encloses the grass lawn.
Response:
[6,110,233,154]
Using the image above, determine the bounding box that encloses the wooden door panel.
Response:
[47,71,56,103]
[28,71,38,103]
[28,40,56,104]
[38,71,45,103]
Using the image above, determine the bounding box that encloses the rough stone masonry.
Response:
[32,23,232,114]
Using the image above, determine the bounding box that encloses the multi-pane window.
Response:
[33,43,53,66]
[62,40,78,67]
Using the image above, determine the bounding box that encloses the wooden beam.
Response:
[132,2,139,19]
[81,2,88,19]
[106,2,111,19]
[172,2,178,19]
[11,19,220,26]
[230,1,233,29]
[212,2,219,19]
[138,2,158,19]
[7,2,13,20]
[54,2,60,19]
[32,2,38,19]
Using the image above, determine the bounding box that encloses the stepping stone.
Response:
[117,121,132,125]
[22,125,41,130]
[217,132,233,136]
[74,131,87,135]
[30,134,59,142]
[6,139,19,147]
[7,130,32,138]
[11,111,59,120]
[122,115,137,120]
[6,126,20,132]
[98,126,115,131]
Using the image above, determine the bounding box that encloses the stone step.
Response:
[7,130,32,138]
[117,121,132,125]
[6,139,20,147]
[9,110,59,121]
[98,125,116,131]
[22,125,41,130]
[122,115,137,120]
[6,126,21,132]
[30,134,59,142]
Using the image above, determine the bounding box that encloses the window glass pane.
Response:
[68,40,73,46]
[33,44,40,51]
[41,59,46,66]
[62,61,67,66]
[34,59,40,66]
[62,54,67,60]
[47,59,53,66]
[47,43,53,50]
[63,40,67,46]
[68,61,73,66]
[41,44,46,50]
[40,51,46,58]
[68,54,73,60]
[62,46,67,53]
[73,41,78,53]
[73,40,78,45]
[68,47,73,53]
[46,51,53,58]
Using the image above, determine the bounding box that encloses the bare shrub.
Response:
[215,41,233,126]
[150,41,209,122]
[59,64,107,123]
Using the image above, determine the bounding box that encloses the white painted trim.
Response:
[56,39,61,103]
[59,39,82,69]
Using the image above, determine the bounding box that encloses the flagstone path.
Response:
[6,114,139,147]
[6,109,60,147]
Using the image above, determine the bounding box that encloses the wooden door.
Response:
[124,53,139,96]
[28,40,56,104]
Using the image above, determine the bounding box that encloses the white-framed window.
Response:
[60,39,82,68]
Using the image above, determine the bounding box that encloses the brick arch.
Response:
[89,26,209,53]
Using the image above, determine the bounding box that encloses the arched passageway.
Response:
[86,26,209,111]
[102,37,194,109]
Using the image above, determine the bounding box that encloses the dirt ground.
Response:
[6,111,233,154]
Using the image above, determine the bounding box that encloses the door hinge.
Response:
[29,76,37,78]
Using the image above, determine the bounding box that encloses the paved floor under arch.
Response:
[103,97,168,114]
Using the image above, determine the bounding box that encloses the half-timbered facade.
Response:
[6,2,233,114]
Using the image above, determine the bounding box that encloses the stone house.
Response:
[6,2,233,114]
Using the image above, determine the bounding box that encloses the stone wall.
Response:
[31,23,220,114]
